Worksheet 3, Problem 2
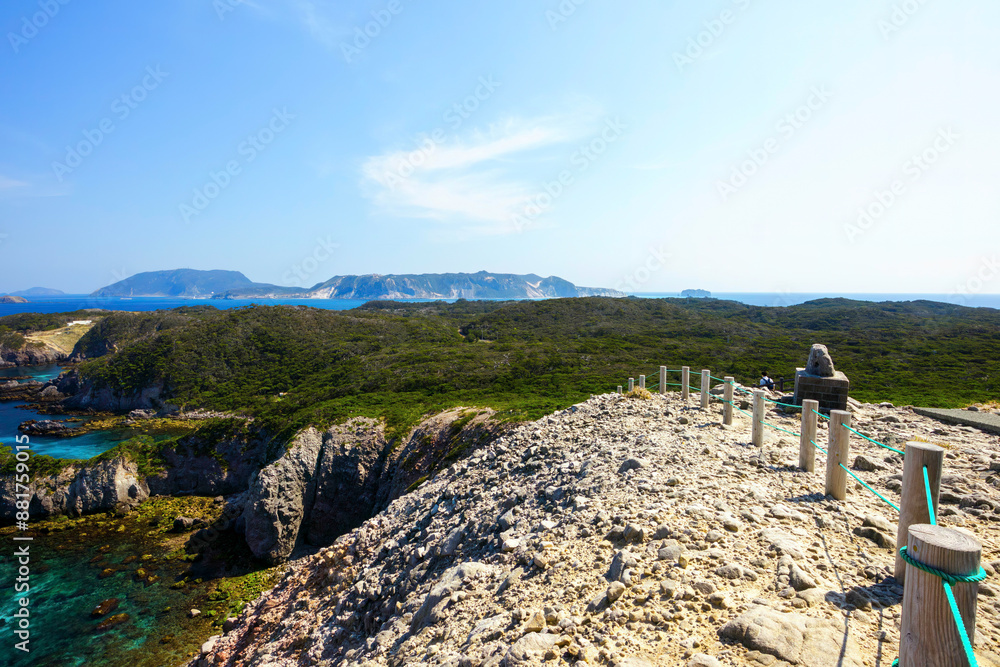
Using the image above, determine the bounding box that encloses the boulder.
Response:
[719,605,864,666]
[805,344,836,377]
[241,428,324,564]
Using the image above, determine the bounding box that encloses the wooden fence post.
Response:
[639,375,645,390]
[898,524,981,666]
[628,378,634,392]
[681,367,690,400]
[617,386,622,394]
[895,441,945,582]
[825,410,851,500]
[751,389,764,448]
[799,399,819,472]
[723,376,734,425]
[700,370,710,409]
[659,366,667,395]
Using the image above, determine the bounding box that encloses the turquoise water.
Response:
[0,365,128,460]
[0,505,239,667]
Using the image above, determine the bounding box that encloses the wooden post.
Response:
[798,399,819,472]
[722,376,734,425]
[617,386,622,394]
[700,370,710,409]
[681,367,690,400]
[638,374,645,390]
[825,410,851,500]
[899,524,981,666]
[895,441,945,582]
[659,366,667,395]
[751,389,764,448]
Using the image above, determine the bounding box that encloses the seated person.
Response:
[759,372,775,390]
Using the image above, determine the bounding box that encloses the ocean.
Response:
[1,292,998,317]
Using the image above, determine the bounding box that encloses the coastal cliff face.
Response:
[63,377,170,412]
[0,457,149,520]
[0,342,66,367]
[0,408,508,565]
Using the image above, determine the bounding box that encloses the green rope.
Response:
[841,423,905,456]
[810,439,827,455]
[812,409,830,420]
[710,375,728,383]
[761,396,801,409]
[839,463,900,512]
[898,546,987,584]
[943,581,980,667]
[759,420,801,438]
[734,405,753,418]
[923,465,937,526]
[897,546,985,667]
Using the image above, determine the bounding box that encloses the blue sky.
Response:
[1,0,998,295]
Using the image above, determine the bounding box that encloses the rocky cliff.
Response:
[0,341,66,367]
[188,393,1000,667]
[0,457,149,520]
[1,407,508,566]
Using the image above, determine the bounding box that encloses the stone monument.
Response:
[793,344,849,412]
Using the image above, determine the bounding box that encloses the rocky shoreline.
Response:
[1,406,511,566]
[189,392,1000,667]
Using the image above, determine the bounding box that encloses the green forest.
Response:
[9,296,987,443]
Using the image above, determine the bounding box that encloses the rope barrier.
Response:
[761,396,802,409]
[810,439,826,455]
[890,463,985,667]
[758,420,801,438]
[923,465,937,526]
[812,408,830,420]
[838,463,900,512]
[841,423,905,456]
[897,546,987,586]
[709,375,728,383]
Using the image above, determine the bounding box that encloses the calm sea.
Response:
[1,292,999,316]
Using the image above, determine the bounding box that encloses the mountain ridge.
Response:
[91,269,625,299]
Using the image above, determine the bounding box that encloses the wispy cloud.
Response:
[0,175,28,190]
[361,115,592,232]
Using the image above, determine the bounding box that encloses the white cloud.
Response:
[361,116,592,232]
[0,176,27,190]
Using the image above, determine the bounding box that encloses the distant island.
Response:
[91,269,626,300]
[9,287,66,297]
[681,288,711,298]
[0,295,29,303]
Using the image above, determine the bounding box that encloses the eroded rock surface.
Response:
[189,392,1000,666]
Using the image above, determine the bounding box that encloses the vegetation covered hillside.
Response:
[63,298,1000,441]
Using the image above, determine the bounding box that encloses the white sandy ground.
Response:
[191,392,1000,667]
